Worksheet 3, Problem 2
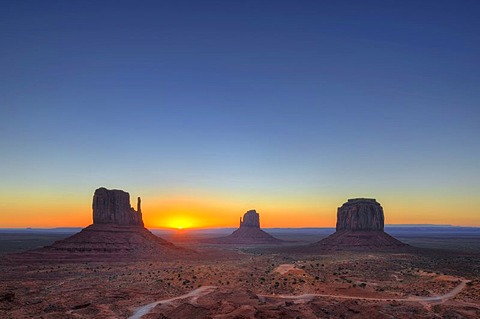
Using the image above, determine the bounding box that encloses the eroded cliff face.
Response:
[336,198,384,231]
[92,187,143,226]
[240,210,260,228]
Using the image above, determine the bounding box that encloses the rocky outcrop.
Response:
[16,187,186,260]
[315,198,407,251]
[240,210,260,228]
[92,187,143,226]
[206,210,282,244]
[336,198,384,231]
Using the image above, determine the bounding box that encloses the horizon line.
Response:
[2,223,480,230]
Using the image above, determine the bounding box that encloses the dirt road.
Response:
[260,280,470,304]
[129,279,471,318]
[128,286,217,319]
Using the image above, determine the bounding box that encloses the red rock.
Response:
[92,187,143,226]
[47,224,175,254]
[316,198,406,250]
[316,230,406,250]
[240,210,261,228]
[206,210,282,244]
[11,187,184,261]
[336,198,384,231]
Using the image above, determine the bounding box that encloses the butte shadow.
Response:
[203,210,283,245]
[6,187,188,262]
[313,198,408,251]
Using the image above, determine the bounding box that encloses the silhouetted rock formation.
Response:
[315,198,407,250]
[206,210,282,244]
[240,210,260,228]
[336,198,384,231]
[93,187,143,226]
[15,187,184,260]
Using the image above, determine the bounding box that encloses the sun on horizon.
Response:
[163,216,197,230]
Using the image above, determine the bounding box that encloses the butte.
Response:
[315,198,407,250]
[207,210,282,244]
[11,187,182,261]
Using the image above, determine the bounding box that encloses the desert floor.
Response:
[1,231,479,318]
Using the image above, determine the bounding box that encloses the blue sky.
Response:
[1,1,479,226]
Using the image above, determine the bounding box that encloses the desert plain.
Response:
[1,227,479,319]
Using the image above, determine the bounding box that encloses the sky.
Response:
[1,0,479,228]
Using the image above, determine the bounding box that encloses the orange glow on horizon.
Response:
[0,191,479,228]
[140,193,343,229]
[163,216,197,230]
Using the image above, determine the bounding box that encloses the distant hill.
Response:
[0,228,83,234]
[385,224,453,227]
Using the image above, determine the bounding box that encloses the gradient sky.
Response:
[1,1,479,228]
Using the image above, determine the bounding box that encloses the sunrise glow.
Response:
[164,216,197,230]
[0,1,478,230]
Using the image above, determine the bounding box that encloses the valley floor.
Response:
[1,243,479,318]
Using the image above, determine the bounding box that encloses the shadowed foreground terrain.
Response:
[1,228,479,319]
